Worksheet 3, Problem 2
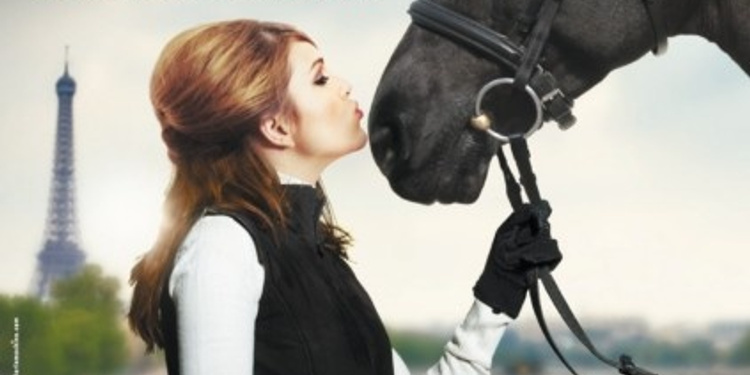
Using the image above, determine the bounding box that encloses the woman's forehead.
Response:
[289,42,324,73]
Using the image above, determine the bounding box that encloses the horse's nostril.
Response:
[370,110,412,176]
[370,125,394,174]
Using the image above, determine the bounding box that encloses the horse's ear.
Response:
[258,116,295,148]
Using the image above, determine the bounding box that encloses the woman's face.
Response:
[286,42,367,163]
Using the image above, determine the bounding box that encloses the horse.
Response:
[368,0,750,205]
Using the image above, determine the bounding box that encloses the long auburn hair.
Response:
[128,19,352,352]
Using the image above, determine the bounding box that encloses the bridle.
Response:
[409,0,668,143]
[407,1,668,374]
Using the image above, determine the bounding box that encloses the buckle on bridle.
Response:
[540,87,563,105]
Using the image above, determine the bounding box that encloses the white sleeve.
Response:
[424,299,513,375]
[168,215,265,375]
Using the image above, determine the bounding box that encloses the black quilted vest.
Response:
[160,185,394,375]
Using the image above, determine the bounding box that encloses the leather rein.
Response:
[408,1,668,374]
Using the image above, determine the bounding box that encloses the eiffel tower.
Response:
[32,51,86,301]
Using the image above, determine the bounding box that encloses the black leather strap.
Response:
[409,0,524,71]
[509,138,542,205]
[408,0,575,130]
[496,141,658,375]
[533,268,659,375]
[529,269,580,375]
[514,0,562,90]
[496,146,523,211]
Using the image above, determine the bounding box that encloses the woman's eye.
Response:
[314,75,330,86]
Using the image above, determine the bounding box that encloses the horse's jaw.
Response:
[368,87,497,205]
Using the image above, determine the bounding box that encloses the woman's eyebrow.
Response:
[310,57,324,73]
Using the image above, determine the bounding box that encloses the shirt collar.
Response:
[278,172,315,186]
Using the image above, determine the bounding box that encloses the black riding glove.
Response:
[473,201,563,318]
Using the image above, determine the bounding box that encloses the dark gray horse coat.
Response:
[369,0,750,204]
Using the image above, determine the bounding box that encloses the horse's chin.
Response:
[385,165,485,205]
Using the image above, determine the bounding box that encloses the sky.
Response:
[1,0,749,332]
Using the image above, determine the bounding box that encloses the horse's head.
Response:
[369,0,711,204]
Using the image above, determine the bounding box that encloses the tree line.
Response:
[0,264,128,375]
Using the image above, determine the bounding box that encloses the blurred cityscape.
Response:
[390,316,750,375]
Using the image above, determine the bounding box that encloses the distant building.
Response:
[708,321,750,352]
[517,316,651,347]
[31,52,86,301]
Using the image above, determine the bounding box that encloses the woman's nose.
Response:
[337,76,352,97]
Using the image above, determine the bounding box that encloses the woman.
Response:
[128,19,542,375]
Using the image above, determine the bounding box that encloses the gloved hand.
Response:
[473,200,563,318]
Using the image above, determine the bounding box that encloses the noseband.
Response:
[409,0,668,143]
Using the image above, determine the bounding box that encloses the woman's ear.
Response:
[258,116,295,148]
